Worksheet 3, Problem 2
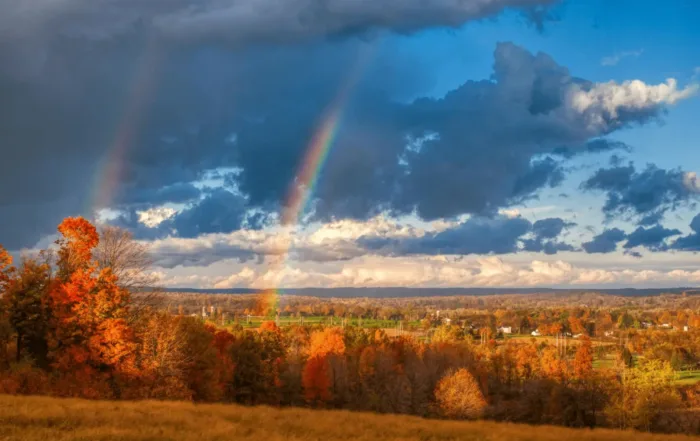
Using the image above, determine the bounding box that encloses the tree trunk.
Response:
[15,332,22,363]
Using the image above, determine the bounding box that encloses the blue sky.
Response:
[1,0,699,288]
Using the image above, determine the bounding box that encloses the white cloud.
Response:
[568,78,698,130]
[155,254,700,289]
[683,172,700,193]
[148,215,431,268]
[137,207,177,228]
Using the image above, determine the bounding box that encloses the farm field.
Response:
[232,316,423,330]
[0,394,696,441]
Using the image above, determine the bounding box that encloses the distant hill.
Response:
[157,286,700,298]
[0,395,694,441]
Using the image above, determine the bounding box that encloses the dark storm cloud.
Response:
[521,217,576,254]
[151,241,259,269]
[531,217,574,239]
[359,216,532,255]
[582,228,626,254]
[0,0,693,250]
[358,216,574,256]
[0,0,557,46]
[581,163,699,225]
[166,189,248,238]
[552,139,631,158]
[0,0,557,250]
[623,225,681,251]
[670,213,700,251]
[113,182,202,207]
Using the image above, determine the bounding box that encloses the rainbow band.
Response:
[91,35,163,214]
[87,33,376,317]
[257,44,377,316]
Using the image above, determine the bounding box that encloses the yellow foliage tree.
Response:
[434,368,487,419]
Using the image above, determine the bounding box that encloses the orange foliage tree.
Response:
[0,246,12,289]
[573,336,593,380]
[49,217,135,397]
[302,327,345,404]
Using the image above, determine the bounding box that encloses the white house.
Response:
[531,329,541,337]
[498,326,512,334]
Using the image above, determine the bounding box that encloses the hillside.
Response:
[0,395,694,441]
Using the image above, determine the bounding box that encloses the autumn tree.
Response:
[228,326,285,405]
[94,226,155,290]
[49,217,135,397]
[596,312,614,337]
[606,359,682,431]
[0,246,13,367]
[568,316,586,335]
[0,246,12,290]
[434,368,487,419]
[4,258,51,366]
[573,336,593,380]
[302,327,346,405]
[129,312,191,400]
[515,340,539,380]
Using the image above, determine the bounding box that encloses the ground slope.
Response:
[0,395,694,441]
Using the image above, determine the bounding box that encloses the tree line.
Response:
[0,218,698,434]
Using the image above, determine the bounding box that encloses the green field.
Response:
[229,316,422,330]
[0,394,696,441]
[593,355,616,370]
[675,370,700,385]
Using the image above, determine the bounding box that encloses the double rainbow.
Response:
[89,37,376,314]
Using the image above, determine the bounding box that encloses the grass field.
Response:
[676,370,700,385]
[0,395,696,441]
[505,334,615,347]
[593,355,616,370]
[232,316,422,330]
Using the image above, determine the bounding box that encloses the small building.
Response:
[683,325,689,332]
[531,329,541,337]
[498,326,512,334]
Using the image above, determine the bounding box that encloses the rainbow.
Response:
[86,34,375,317]
[91,35,163,215]
[256,44,377,315]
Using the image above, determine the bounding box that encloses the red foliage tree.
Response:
[49,217,135,397]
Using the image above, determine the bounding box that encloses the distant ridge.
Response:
[155,287,700,298]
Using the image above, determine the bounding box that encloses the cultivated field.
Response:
[0,395,696,441]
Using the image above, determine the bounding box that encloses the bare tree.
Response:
[94,226,162,315]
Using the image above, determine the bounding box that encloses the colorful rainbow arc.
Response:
[91,35,163,215]
[88,34,376,316]
[257,44,378,315]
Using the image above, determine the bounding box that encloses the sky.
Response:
[1,0,700,289]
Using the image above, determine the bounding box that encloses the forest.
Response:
[0,217,699,435]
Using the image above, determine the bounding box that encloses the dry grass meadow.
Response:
[0,395,696,441]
